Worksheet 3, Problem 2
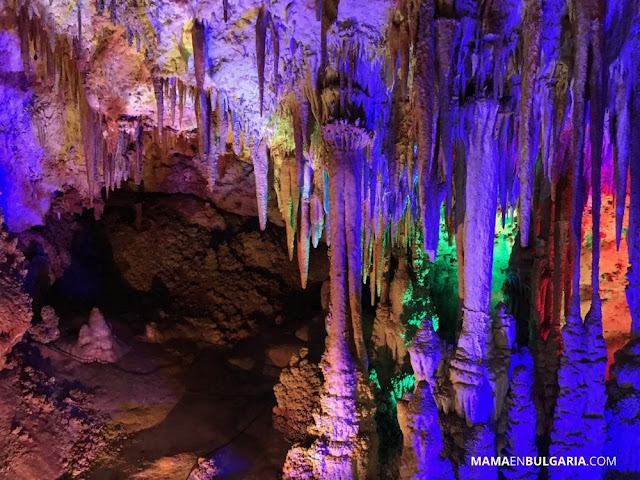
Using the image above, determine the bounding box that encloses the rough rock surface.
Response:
[0,214,32,369]
[397,382,454,480]
[605,338,640,474]
[28,305,60,344]
[273,348,323,443]
[105,193,328,346]
[501,349,538,480]
[549,308,607,479]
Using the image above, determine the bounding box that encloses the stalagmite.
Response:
[397,382,454,479]
[549,305,607,479]
[501,349,538,480]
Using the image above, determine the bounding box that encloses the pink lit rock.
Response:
[71,308,127,363]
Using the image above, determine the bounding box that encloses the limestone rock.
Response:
[29,305,60,344]
[273,348,323,443]
[0,217,31,370]
[70,308,127,363]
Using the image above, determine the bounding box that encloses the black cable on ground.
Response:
[35,340,193,375]
[184,401,271,480]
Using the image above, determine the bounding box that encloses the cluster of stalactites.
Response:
[15,6,147,202]
[15,7,263,212]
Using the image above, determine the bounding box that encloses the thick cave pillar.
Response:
[283,122,377,480]
[604,15,640,476]
[449,98,499,426]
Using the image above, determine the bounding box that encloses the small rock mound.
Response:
[71,308,127,363]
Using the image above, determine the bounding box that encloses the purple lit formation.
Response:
[0,0,639,478]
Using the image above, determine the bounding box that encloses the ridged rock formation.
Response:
[548,306,607,479]
[274,348,323,443]
[398,319,453,479]
[0,213,32,369]
[501,349,538,480]
[1,0,640,477]
[449,99,499,426]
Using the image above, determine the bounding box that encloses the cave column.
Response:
[449,99,499,425]
[308,122,374,479]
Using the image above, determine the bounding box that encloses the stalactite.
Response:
[192,19,211,170]
[135,119,144,185]
[297,161,312,288]
[588,15,605,320]
[153,76,164,144]
[435,18,458,218]
[169,77,177,128]
[252,140,269,231]
[414,0,438,260]
[270,15,280,82]
[76,0,82,55]
[178,79,186,128]
[567,2,590,310]
[604,20,640,467]
[110,0,117,23]
[280,157,297,258]
[628,19,640,337]
[310,192,324,248]
[612,62,630,250]
[256,6,268,116]
[518,0,542,248]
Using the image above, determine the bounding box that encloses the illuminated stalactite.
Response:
[518,0,542,248]
[5,0,640,477]
[252,139,269,231]
[413,0,438,260]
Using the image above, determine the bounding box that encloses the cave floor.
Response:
[0,321,289,479]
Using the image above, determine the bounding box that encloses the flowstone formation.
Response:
[0,0,639,478]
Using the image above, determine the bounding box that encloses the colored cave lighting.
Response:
[1,0,640,478]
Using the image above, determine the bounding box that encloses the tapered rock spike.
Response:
[256,6,268,116]
[518,0,542,248]
[253,140,269,230]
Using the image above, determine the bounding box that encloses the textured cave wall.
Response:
[103,192,329,345]
[0,213,32,369]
